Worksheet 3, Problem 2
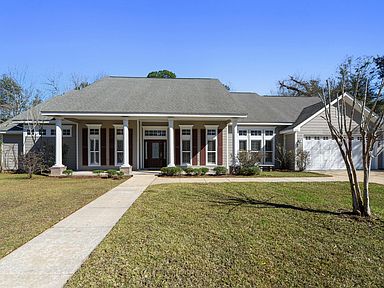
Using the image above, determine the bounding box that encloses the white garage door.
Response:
[303,136,363,170]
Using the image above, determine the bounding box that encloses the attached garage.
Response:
[303,136,363,170]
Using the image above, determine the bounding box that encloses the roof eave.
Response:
[40,112,248,118]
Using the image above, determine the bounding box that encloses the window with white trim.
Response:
[180,126,193,165]
[88,127,101,166]
[115,127,124,166]
[264,140,273,163]
[238,127,275,165]
[206,127,217,165]
[239,140,247,151]
[250,130,262,136]
[144,130,166,137]
[239,129,247,136]
[251,140,262,152]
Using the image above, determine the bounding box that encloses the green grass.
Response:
[67,182,384,287]
[258,170,329,177]
[0,173,125,259]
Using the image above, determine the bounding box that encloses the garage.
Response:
[303,136,363,170]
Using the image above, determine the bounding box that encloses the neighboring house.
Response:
[0,76,383,174]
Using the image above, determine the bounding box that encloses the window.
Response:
[239,130,247,136]
[305,136,311,140]
[50,129,56,136]
[239,140,247,151]
[323,136,329,140]
[206,127,217,165]
[88,126,101,166]
[251,140,261,151]
[39,129,46,136]
[115,128,124,166]
[264,140,273,163]
[251,130,262,136]
[238,127,275,165]
[180,127,192,165]
[207,129,216,136]
[145,130,166,137]
[63,128,71,136]
[182,140,191,163]
[314,136,320,140]
[26,129,34,135]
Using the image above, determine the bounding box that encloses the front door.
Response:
[144,140,167,168]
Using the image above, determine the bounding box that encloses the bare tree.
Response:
[44,72,64,97]
[280,56,384,217]
[70,73,89,90]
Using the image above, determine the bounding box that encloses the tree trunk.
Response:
[344,148,363,214]
[362,155,372,217]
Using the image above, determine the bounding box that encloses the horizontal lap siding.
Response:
[23,124,77,170]
[1,134,22,170]
[300,104,360,136]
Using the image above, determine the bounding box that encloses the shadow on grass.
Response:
[206,190,353,216]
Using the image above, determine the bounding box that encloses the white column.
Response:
[122,117,130,167]
[232,119,238,166]
[54,118,64,167]
[168,118,175,167]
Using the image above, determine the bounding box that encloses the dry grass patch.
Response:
[0,173,125,258]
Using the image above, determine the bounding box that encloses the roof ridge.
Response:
[107,76,219,80]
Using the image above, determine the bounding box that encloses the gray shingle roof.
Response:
[0,119,22,132]
[231,92,322,123]
[12,102,53,122]
[41,77,247,116]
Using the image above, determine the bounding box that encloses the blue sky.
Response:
[1,0,383,96]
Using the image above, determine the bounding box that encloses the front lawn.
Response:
[0,173,125,259]
[256,170,328,177]
[67,182,384,287]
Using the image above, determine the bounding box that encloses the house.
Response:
[0,76,383,175]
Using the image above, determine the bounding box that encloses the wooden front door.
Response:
[144,140,167,168]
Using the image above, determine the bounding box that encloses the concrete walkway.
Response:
[0,174,155,288]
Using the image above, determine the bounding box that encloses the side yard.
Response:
[0,173,125,259]
[67,182,384,287]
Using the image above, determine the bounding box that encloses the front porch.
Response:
[50,117,242,176]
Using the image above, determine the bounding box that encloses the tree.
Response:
[71,73,89,90]
[0,73,41,122]
[279,56,384,217]
[279,75,322,97]
[147,70,176,78]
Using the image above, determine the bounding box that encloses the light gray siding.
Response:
[300,104,360,136]
[283,132,296,170]
[23,124,77,170]
[2,134,23,170]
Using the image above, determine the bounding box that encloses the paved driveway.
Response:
[320,170,384,185]
[152,170,384,185]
